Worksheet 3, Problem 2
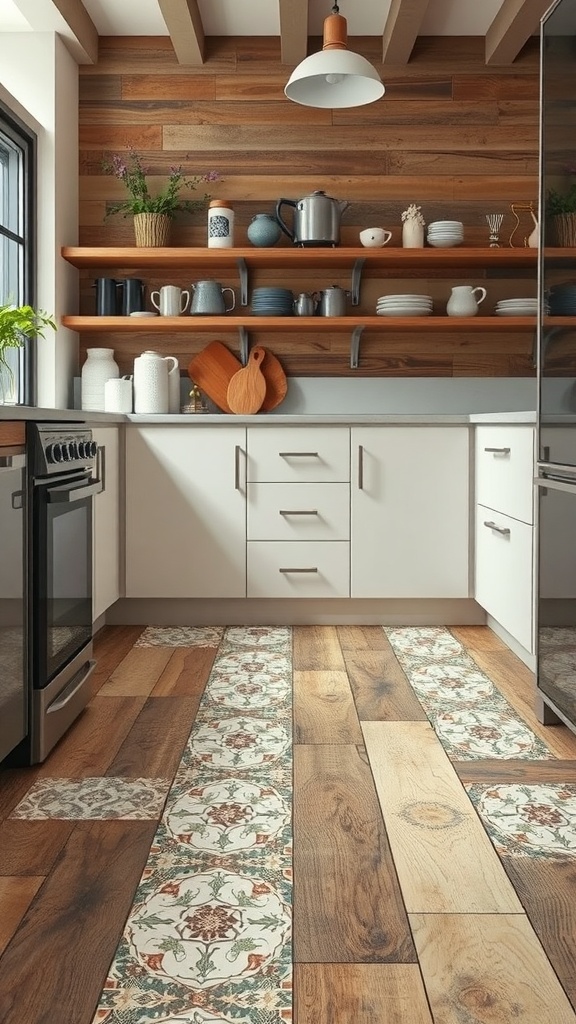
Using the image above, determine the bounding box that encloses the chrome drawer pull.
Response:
[483,520,511,536]
[358,444,364,490]
[279,509,319,516]
[279,451,319,458]
[234,445,242,490]
[279,567,319,574]
[484,447,511,455]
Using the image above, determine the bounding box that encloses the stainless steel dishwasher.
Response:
[0,441,27,762]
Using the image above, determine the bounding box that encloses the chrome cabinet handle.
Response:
[358,444,364,489]
[279,567,319,574]
[96,444,106,494]
[483,520,511,536]
[484,447,511,455]
[279,451,319,458]
[279,509,318,516]
[234,445,242,490]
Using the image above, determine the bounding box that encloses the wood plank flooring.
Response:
[1,623,576,1023]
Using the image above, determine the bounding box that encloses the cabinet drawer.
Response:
[247,427,349,482]
[475,426,534,524]
[475,504,534,652]
[248,483,349,541]
[247,541,349,597]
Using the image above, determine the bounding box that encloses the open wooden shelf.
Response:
[61,314,551,333]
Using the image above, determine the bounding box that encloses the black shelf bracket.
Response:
[351,257,365,306]
[350,325,365,369]
[237,257,248,306]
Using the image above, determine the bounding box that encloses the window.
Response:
[0,101,35,405]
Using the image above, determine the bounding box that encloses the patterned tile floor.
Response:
[9,624,576,1023]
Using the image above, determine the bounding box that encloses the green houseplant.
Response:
[546,183,576,246]
[0,302,56,400]
[103,149,219,246]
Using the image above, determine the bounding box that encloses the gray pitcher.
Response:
[190,280,236,315]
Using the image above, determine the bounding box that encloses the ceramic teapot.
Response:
[133,350,178,414]
[190,280,236,315]
[276,190,350,247]
[446,285,487,317]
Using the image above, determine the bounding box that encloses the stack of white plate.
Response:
[427,220,464,248]
[376,293,433,317]
[495,298,538,317]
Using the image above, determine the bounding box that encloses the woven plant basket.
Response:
[551,213,576,247]
[133,213,171,247]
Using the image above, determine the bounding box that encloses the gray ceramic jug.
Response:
[190,280,236,315]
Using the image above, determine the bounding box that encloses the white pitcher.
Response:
[133,350,178,414]
[446,285,487,317]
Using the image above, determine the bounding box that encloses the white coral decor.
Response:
[401,203,425,226]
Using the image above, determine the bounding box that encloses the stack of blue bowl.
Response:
[251,287,294,316]
[548,283,576,316]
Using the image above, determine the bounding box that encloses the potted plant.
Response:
[103,149,220,246]
[0,302,56,402]
[546,183,576,246]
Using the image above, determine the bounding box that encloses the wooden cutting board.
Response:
[261,349,288,412]
[188,340,242,413]
[227,346,267,414]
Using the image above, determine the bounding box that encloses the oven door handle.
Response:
[47,477,103,503]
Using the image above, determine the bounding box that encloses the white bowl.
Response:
[427,238,463,248]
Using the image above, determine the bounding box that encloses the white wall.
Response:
[0,32,78,408]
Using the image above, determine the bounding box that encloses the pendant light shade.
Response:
[284,5,384,109]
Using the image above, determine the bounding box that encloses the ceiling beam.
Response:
[157,0,205,65]
[486,0,550,65]
[382,0,431,64]
[279,0,309,66]
[10,0,98,63]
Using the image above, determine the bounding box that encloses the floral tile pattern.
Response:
[384,626,554,760]
[136,626,225,648]
[10,777,170,820]
[93,626,293,1024]
[466,783,576,858]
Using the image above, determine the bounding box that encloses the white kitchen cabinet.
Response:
[125,425,246,598]
[350,426,470,598]
[473,425,535,652]
[92,425,121,621]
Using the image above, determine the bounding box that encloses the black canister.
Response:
[119,278,145,315]
[94,277,120,315]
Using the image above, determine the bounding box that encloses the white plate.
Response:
[427,239,463,248]
[377,294,433,301]
[495,309,537,316]
[377,308,432,317]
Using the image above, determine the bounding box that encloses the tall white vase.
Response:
[81,347,119,411]
[402,219,425,248]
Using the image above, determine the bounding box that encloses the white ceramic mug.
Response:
[359,227,392,248]
[151,285,190,316]
[104,375,133,413]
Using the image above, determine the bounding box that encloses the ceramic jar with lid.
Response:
[207,199,234,248]
[81,347,119,410]
[247,213,282,247]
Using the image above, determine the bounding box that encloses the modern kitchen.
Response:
[1,1,576,1022]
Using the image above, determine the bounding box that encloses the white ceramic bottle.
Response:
[207,199,234,248]
[81,347,119,411]
[133,351,178,414]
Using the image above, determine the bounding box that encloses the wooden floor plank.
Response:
[0,821,76,875]
[336,625,388,651]
[411,912,576,1024]
[362,720,523,914]
[294,743,415,964]
[35,696,147,778]
[295,963,433,1023]
[97,648,174,697]
[454,759,576,785]
[470,648,576,760]
[0,768,42,822]
[342,648,428,722]
[450,624,509,652]
[501,856,576,1010]
[0,878,44,955]
[293,625,346,671]
[151,646,217,697]
[91,624,145,693]
[106,696,199,777]
[294,671,363,744]
[0,820,157,1024]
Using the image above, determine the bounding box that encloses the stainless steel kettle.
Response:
[276,190,350,247]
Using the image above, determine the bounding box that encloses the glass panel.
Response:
[46,500,92,680]
[0,129,23,236]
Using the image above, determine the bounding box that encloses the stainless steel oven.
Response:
[0,444,27,763]
[25,424,102,764]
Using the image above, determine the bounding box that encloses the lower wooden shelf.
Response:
[62,314,549,333]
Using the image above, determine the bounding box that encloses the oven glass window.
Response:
[43,497,92,681]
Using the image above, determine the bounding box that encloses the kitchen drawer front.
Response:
[247,427,349,482]
[475,425,534,524]
[475,504,534,652]
[247,541,350,597]
[248,482,350,541]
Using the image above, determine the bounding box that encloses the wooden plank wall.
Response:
[78,35,540,378]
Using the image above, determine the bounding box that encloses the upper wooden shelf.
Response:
[60,245,547,271]
[61,314,549,333]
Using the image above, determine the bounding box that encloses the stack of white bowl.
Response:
[376,293,433,317]
[427,220,464,248]
[495,298,538,317]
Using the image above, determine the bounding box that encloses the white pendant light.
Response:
[284,2,385,109]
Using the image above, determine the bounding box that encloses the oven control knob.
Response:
[47,442,63,463]
[88,440,98,459]
[60,442,72,461]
